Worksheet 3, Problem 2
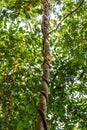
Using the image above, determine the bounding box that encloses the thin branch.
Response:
[48,0,84,35]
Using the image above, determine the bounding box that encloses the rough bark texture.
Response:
[36,0,50,130]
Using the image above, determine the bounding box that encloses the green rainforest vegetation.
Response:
[0,0,87,130]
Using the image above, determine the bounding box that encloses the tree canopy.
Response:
[0,0,87,130]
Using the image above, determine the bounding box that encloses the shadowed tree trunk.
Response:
[36,0,50,130]
[36,0,84,130]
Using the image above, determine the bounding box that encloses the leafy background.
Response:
[0,0,87,130]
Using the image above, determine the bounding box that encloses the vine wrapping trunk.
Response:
[36,0,50,130]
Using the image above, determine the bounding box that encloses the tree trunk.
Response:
[36,0,50,130]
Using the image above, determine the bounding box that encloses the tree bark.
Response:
[36,0,50,130]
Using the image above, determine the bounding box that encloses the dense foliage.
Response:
[0,0,87,130]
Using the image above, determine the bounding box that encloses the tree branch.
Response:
[48,0,84,35]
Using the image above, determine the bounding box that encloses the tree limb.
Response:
[48,0,84,35]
